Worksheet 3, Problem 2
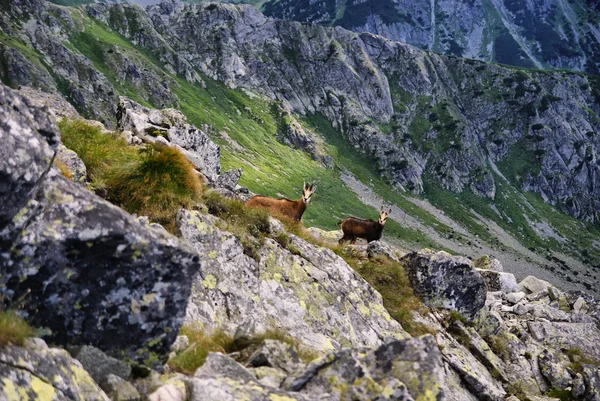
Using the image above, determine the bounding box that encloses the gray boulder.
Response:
[286,336,443,401]
[100,374,141,401]
[582,365,600,401]
[402,251,487,319]
[247,339,304,374]
[476,269,520,293]
[519,276,552,295]
[367,240,401,262]
[0,85,201,368]
[71,345,132,384]
[538,350,572,390]
[116,97,221,181]
[216,168,242,191]
[527,322,600,363]
[0,339,109,401]
[194,353,256,383]
[178,209,407,352]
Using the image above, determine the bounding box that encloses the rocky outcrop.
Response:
[0,338,109,401]
[0,84,201,368]
[177,209,408,352]
[402,251,487,319]
[262,0,600,74]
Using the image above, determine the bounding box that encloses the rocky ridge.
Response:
[1,82,600,401]
[262,0,600,74]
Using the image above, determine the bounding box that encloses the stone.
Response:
[216,168,242,191]
[514,302,535,315]
[548,287,563,302]
[171,336,189,353]
[100,374,141,401]
[72,345,132,384]
[402,251,487,319]
[473,255,504,272]
[573,297,589,314]
[531,305,570,322]
[477,269,520,293]
[56,143,87,185]
[286,336,444,401]
[247,339,304,374]
[573,373,586,399]
[538,350,572,390]
[116,97,221,181]
[148,384,185,401]
[185,376,318,401]
[366,240,400,261]
[527,322,600,363]
[178,209,407,352]
[519,276,552,295]
[474,308,503,337]
[505,292,527,304]
[0,88,202,368]
[0,341,109,401]
[249,366,288,388]
[582,365,600,401]
[194,353,256,383]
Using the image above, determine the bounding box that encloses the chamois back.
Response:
[245,182,317,221]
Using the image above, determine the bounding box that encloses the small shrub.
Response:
[446,310,467,325]
[486,334,511,361]
[564,348,598,373]
[506,380,530,401]
[0,310,34,347]
[547,389,573,401]
[203,191,270,238]
[108,144,203,232]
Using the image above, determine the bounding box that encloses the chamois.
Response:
[245,182,317,221]
[338,207,391,244]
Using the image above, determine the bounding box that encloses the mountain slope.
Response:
[1,0,600,295]
[262,0,600,74]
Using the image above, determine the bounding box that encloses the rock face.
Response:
[402,251,487,319]
[262,0,600,74]
[287,336,444,401]
[0,339,109,401]
[0,84,201,368]
[116,97,222,181]
[177,209,408,352]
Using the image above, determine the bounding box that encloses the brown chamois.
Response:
[338,207,391,244]
[245,182,317,221]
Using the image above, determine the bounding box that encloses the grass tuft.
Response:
[564,347,599,373]
[0,310,34,347]
[167,325,319,375]
[108,144,203,232]
[59,119,202,233]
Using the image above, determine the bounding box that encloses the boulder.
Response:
[148,384,185,401]
[367,240,400,261]
[194,353,255,383]
[71,345,132,384]
[473,255,504,272]
[286,336,444,401]
[504,292,527,304]
[519,276,552,295]
[249,366,288,388]
[476,269,520,293]
[527,322,600,363]
[178,209,407,352]
[100,374,141,401]
[0,86,202,368]
[582,365,600,401]
[216,168,242,191]
[538,350,572,390]
[246,339,304,374]
[116,96,221,181]
[402,251,487,319]
[0,339,109,401]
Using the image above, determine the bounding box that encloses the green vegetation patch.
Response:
[0,310,34,347]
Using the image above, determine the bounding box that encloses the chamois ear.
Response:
[388,208,392,215]
[311,183,317,191]
[380,205,384,212]
[303,181,307,191]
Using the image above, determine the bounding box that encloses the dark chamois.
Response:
[245,182,317,221]
[338,207,391,244]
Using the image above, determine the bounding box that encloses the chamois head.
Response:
[379,206,391,225]
[302,182,317,204]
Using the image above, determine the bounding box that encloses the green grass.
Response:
[59,120,203,232]
[168,325,319,375]
[0,310,34,347]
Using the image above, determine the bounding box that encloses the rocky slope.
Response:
[262,0,600,74]
[1,0,600,292]
[2,79,600,401]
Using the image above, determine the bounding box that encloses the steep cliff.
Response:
[262,0,600,74]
